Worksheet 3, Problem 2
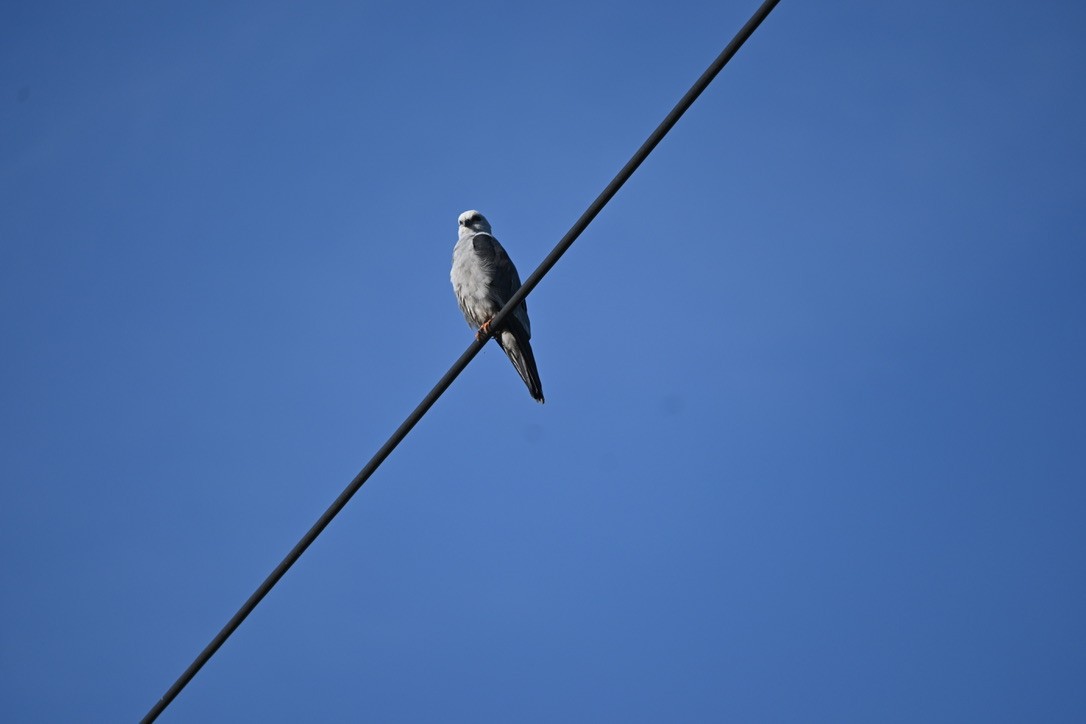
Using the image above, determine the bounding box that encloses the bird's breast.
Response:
[452,240,498,325]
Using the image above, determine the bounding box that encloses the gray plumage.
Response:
[451,210,544,403]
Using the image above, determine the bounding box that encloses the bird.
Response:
[451,210,545,403]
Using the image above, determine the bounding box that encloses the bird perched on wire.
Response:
[451,210,545,403]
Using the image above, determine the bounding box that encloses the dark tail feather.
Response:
[498,328,544,403]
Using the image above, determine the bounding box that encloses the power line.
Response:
[140,1,781,720]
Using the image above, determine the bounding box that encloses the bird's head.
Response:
[458,210,492,234]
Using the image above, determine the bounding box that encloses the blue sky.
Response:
[3,1,1085,721]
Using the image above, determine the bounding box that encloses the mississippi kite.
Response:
[451,210,545,403]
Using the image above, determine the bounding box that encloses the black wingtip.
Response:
[497,329,545,405]
[523,372,544,404]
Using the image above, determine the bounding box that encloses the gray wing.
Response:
[473,233,531,337]
[470,233,544,403]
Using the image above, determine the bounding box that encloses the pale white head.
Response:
[458,209,492,235]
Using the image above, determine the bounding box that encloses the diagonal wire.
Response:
[141,1,781,720]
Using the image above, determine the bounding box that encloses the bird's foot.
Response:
[475,319,493,341]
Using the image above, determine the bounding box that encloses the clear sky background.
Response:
[2,1,1085,722]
